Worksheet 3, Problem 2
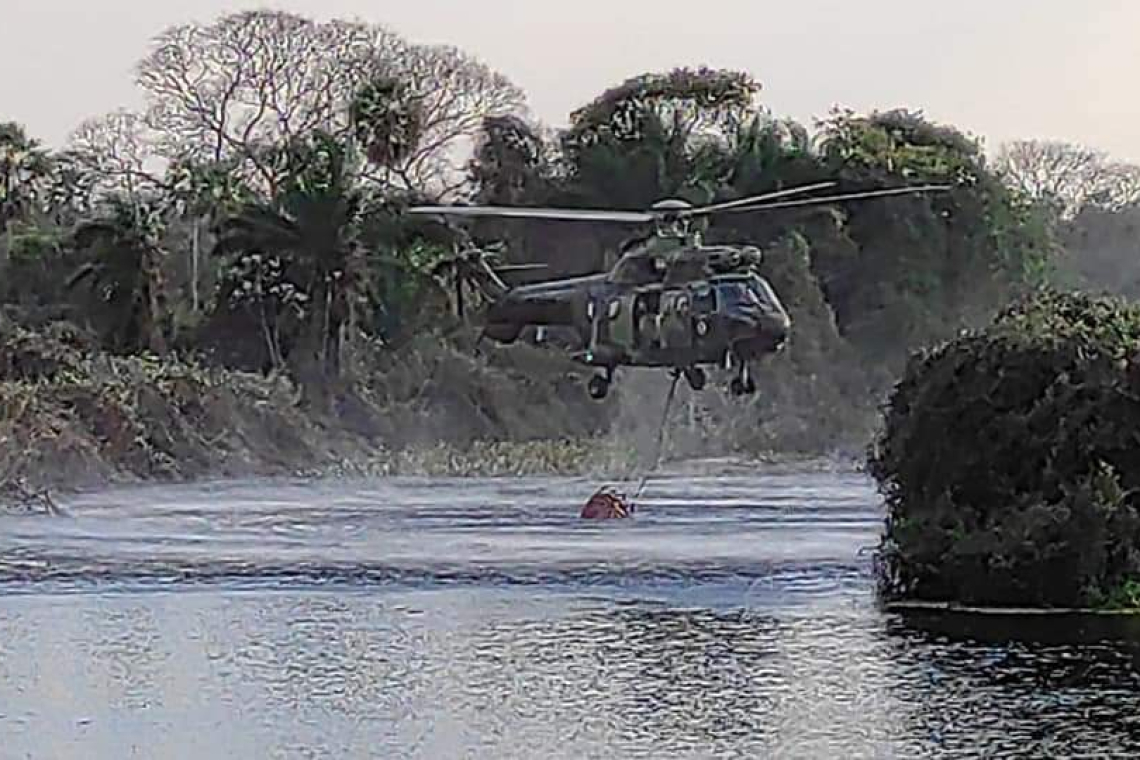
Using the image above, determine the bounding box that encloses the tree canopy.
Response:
[2,8,1138,469]
[869,289,1140,608]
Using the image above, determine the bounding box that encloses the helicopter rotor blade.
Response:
[717,184,953,214]
[409,182,951,226]
[493,263,549,272]
[683,181,837,217]
[408,205,654,224]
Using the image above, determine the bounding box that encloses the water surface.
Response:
[1,464,1138,758]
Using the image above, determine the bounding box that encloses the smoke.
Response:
[1059,205,1140,298]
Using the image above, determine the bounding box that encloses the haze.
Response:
[3,0,1139,160]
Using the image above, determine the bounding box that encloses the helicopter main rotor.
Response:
[407,180,952,230]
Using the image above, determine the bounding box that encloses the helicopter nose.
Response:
[751,310,790,352]
[735,300,789,334]
[762,311,791,348]
[730,306,790,357]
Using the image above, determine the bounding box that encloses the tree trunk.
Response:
[258,301,283,372]
[1,219,11,274]
[323,280,333,371]
[191,219,201,314]
[144,283,168,355]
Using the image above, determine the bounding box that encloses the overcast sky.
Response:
[3,0,1139,160]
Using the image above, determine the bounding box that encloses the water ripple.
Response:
[0,466,1137,758]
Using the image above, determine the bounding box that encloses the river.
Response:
[0,462,1138,758]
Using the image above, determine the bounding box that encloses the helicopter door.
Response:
[632,287,662,350]
[607,293,634,356]
[658,288,692,350]
[689,283,717,340]
[585,294,624,361]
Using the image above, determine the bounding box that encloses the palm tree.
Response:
[0,123,53,265]
[66,196,170,354]
[213,132,368,379]
[0,123,51,222]
[167,156,252,315]
[350,76,424,172]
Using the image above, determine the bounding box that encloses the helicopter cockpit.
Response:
[709,273,791,353]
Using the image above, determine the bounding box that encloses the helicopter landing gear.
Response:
[730,377,756,396]
[587,367,614,400]
[682,366,706,392]
[730,361,757,397]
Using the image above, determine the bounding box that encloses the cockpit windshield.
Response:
[716,280,758,307]
[714,276,779,313]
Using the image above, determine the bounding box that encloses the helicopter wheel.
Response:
[587,373,611,400]
[730,366,758,397]
[683,366,706,392]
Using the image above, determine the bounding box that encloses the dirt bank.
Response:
[1,319,867,498]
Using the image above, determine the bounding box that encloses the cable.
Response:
[633,370,682,504]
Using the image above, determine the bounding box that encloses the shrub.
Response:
[868,288,1140,608]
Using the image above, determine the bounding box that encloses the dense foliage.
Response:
[869,289,1140,608]
[4,8,1140,519]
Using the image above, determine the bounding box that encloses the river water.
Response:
[1,462,1139,759]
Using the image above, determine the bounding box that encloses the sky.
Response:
[3,0,1139,160]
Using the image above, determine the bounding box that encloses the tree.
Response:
[868,289,1140,608]
[815,107,984,185]
[350,76,424,170]
[0,125,90,321]
[212,131,369,379]
[805,108,1055,370]
[380,43,526,196]
[564,67,761,155]
[994,139,1140,218]
[41,149,100,225]
[469,114,554,204]
[132,10,525,198]
[68,110,162,201]
[0,123,52,227]
[558,68,762,207]
[136,13,398,182]
[165,156,254,316]
[66,196,171,354]
[353,197,459,344]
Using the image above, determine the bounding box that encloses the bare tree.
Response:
[995,139,1140,217]
[379,44,526,196]
[135,12,403,192]
[68,109,164,201]
[130,10,524,198]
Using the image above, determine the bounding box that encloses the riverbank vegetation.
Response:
[869,290,1140,609]
[3,9,1140,495]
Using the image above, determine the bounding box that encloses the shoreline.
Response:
[883,600,1140,616]
[4,443,860,500]
[2,321,873,499]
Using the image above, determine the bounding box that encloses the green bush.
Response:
[868,288,1140,608]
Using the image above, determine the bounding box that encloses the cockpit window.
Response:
[690,284,716,312]
[715,281,756,307]
[715,276,779,313]
[749,277,781,309]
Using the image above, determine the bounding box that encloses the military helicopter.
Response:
[409,181,949,400]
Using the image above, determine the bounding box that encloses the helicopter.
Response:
[409,180,950,400]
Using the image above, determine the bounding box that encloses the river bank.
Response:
[1,321,868,499]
